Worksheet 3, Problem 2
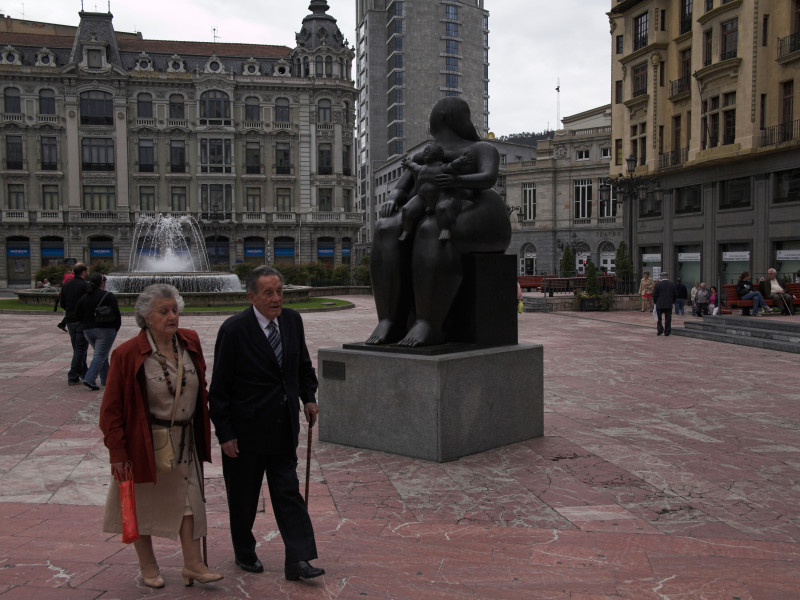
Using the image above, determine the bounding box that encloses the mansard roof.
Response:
[118,39,290,59]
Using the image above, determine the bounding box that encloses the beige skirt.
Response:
[102,429,206,541]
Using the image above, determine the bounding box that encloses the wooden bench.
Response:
[517,275,544,292]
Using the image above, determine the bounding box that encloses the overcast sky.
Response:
[10,0,611,136]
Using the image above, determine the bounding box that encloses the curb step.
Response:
[673,315,800,354]
[522,298,549,313]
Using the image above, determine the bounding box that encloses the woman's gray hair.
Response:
[134,284,185,329]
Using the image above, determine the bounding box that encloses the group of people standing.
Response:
[58,265,324,589]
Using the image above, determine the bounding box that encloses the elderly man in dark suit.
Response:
[652,271,678,336]
[209,265,323,580]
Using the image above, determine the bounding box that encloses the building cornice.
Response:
[697,0,742,26]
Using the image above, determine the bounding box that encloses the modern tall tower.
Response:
[355,0,490,244]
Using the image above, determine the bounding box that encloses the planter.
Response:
[580,298,602,311]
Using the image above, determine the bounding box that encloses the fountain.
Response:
[104,214,242,294]
[16,214,313,307]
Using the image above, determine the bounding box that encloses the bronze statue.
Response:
[367,97,511,347]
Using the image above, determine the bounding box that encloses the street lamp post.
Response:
[598,154,663,277]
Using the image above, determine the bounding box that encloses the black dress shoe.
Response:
[285,560,325,580]
[83,381,100,391]
[235,558,263,573]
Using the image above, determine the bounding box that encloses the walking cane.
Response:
[304,423,313,507]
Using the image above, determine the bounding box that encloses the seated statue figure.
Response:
[367,97,511,347]
[398,144,473,242]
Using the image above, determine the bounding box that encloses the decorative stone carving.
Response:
[167,54,185,73]
[1,44,20,64]
[243,58,261,76]
[35,47,57,68]
[273,60,291,77]
[133,52,154,71]
[204,55,226,74]
[554,145,568,159]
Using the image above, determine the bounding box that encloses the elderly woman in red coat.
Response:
[99,284,222,589]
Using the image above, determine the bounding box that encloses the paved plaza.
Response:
[0,298,798,599]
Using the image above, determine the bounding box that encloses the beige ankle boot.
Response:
[179,516,223,586]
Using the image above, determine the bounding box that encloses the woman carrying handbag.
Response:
[99,284,222,589]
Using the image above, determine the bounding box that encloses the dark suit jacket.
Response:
[652,280,677,310]
[209,306,318,455]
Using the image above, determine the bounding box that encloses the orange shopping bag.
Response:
[117,465,139,544]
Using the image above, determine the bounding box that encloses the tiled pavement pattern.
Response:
[0,298,798,599]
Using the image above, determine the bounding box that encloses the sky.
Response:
[8,0,611,137]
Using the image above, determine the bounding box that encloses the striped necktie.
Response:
[267,321,283,367]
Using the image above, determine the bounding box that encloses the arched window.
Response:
[4,87,20,113]
[80,90,113,125]
[318,99,332,123]
[169,94,184,119]
[315,56,324,76]
[137,93,153,119]
[244,96,260,121]
[38,89,56,115]
[275,98,290,122]
[303,56,310,77]
[325,56,333,77]
[200,90,230,121]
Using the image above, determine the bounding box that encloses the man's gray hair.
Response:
[246,265,285,294]
[134,284,185,329]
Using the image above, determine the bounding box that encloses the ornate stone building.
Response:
[505,106,618,276]
[0,0,358,286]
[609,0,800,285]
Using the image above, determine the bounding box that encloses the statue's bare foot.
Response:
[366,319,395,345]
[438,229,451,241]
[398,230,409,241]
[397,321,446,347]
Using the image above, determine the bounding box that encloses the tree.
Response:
[560,246,576,277]
[585,259,600,296]
[614,241,634,292]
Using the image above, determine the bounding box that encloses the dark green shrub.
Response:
[560,246,576,277]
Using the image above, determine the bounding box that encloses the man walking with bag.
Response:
[653,272,677,336]
[209,266,324,581]
[59,264,90,385]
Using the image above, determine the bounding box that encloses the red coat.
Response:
[99,328,212,483]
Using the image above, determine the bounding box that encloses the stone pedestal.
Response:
[318,344,543,462]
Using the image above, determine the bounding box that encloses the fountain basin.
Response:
[105,272,242,294]
[15,285,312,307]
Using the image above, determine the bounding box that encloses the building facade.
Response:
[609,0,800,287]
[0,0,358,286]
[505,105,619,276]
[355,0,490,246]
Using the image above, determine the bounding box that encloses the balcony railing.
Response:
[669,76,691,97]
[69,210,126,222]
[658,147,689,168]
[273,122,295,130]
[302,211,364,223]
[37,115,58,123]
[761,119,800,146]
[273,212,296,223]
[2,210,28,222]
[778,32,800,59]
[37,210,63,223]
[135,118,156,127]
[167,119,188,128]
[3,113,23,122]
[242,212,266,223]
[242,120,263,129]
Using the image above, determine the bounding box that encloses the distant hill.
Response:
[496,131,554,147]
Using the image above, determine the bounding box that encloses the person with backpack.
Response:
[60,264,90,384]
[76,273,121,391]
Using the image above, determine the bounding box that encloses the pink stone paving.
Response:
[0,299,798,598]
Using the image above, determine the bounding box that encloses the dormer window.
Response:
[167,55,185,73]
[1,45,20,65]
